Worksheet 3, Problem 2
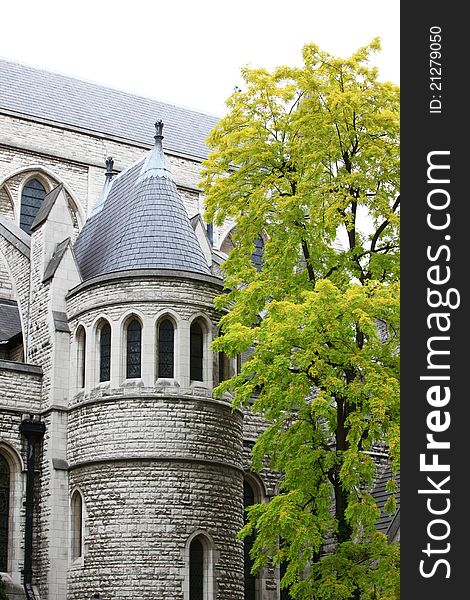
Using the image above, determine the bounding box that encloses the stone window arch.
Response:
[98,320,112,383]
[251,236,264,272]
[183,532,215,600]
[220,227,265,272]
[76,325,86,389]
[0,444,23,575]
[125,317,142,379]
[0,454,10,572]
[217,326,235,385]
[244,479,257,600]
[190,320,205,382]
[70,490,84,562]
[243,474,266,600]
[157,316,175,379]
[20,177,47,234]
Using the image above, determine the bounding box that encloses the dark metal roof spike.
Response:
[154,120,164,144]
[105,156,114,181]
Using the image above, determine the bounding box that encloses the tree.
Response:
[201,39,400,600]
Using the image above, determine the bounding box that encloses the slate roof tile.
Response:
[0,299,22,342]
[0,59,218,160]
[372,467,400,539]
[73,136,211,280]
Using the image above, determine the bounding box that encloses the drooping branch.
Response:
[370,195,400,253]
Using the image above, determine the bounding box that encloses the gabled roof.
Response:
[42,238,72,282]
[31,184,63,231]
[0,214,31,258]
[73,126,211,281]
[0,299,22,343]
[0,58,218,160]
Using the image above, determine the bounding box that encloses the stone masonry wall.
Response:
[0,361,43,586]
[68,460,244,600]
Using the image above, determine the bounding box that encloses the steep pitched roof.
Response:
[31,184,63,231]
[0,299,22,342]
[0,58,218,160]
[73,124,211,281]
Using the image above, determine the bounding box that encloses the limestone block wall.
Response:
[0,114,232,250]
[0,361,42,585]
[68,460,244,600]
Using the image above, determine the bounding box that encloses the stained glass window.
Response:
[0,455,9,572]
[244,480,256,600]
[190,322,204,382]
[250,237,264,272]
[126,319,142,379]
[189,538,204,600]
[20,178,46,234]
[99,322,111,382]
[158,319,174,378]
[220,351,232,383]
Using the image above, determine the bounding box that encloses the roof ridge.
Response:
[0,57,221,119]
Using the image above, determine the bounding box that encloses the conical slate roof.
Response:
[74,122,211,281]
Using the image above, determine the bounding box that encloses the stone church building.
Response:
[0,57,282,600]
[0,59,398,600]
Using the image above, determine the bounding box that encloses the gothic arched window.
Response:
[71,491,83,561]
[244,480,256,600]
[20,178,46,234]
[126,319,142,379]
[99,322,111,382]
[251,236,264,271]
[218,328,230,384]
[190,321,204,382]
[158,319,174,379]
[0,455,9,572]
[77,326,86,389]
[190,537,204,600]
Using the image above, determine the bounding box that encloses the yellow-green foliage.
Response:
[202,39,399,600]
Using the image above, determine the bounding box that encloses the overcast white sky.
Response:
[1,0,399,117]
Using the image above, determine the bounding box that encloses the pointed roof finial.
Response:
[105,156,114,181]
[154,120,164,144]
[138,120,173,182]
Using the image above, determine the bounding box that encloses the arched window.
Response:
[244,480,256,600]
[217,327,231,384]
[158,319,174,378]
[126,319,142,379]
[71,491,83,561]
[20,178,47,234]
[190,321,204,382]
[190,537,204,599]
[99,322,111,382]
[77,326,86,389]
[250,237,264,272]
[0,455,9,572]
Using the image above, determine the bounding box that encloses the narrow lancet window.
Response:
[190,322,203,382]
[126,319,142,379]
[0,455,9,572]
[189,538,204,600]
[77,326,86,389]
[71,491,83,560]
[244,480,256,600]
[20,178,46,234]
[99,322,111,382]
[158,319,174,378]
